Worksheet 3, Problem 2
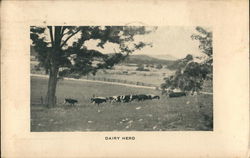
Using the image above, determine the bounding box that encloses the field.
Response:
[82,66,174,87]
[31,76,213,131]
[31,61,175,87]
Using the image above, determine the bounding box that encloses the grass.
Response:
[31,76,213,132]
[31,62,212,91]
[84,65,175,87]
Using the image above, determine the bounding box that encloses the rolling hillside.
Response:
[122,54,176,65]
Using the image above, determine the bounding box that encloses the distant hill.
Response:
[122,54,176,66]
[30,47,178,68]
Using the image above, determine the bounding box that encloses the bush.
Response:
[156,64,163,69]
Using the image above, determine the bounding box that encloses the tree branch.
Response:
[60,28,81,48]
[62,31,70,36]
[48,26,54,47]
[60,26,67,34]
[54,26,62,48]
[60,26,68,38]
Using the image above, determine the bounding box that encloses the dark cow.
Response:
[64,98,78,106]
[149,94,160,100]
[91,97,107,105]
[168,92,186,98]
[153,96,160,99]
[137,94,149,101]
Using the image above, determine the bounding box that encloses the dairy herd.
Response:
[64,91,190,106]
[63,94,160,106]
[91,94,160,105]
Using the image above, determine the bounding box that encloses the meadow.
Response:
[82,65,175,87]
[31,76,213,131]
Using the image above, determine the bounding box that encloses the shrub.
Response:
[156,64,163,69]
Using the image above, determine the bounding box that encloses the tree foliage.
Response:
[31,26,154,77]
[161,27,213,94]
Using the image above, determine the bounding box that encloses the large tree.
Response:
[30,26,155,107]
[161,26,213,94]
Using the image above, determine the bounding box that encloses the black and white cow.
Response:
[64,98,78,106]
[107,96,114,103]
[108,96,122,103]
[129,95,139,102]
[111,95,138,103]
[121,95,131,103]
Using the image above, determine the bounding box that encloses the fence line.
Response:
[82,76,156,87]
[30,74,213,95]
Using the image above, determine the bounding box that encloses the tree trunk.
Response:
[46,66,59,108]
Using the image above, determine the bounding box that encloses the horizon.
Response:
[126,53,178,61]
[84,26,203,59]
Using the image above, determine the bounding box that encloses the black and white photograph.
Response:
[30,26,213,132]
[2,0,249,157]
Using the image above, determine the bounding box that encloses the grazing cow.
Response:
[64,98,78,106]
[168,92,186,98]
[149,94,160,100]
[115,96,122,102]
[108,96,121,103]
[137,94,149,101]
[129,95,139,102]
[121,95,131,103]
[107,96,114,103]
[91,97,107,105]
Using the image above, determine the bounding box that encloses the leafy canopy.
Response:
[30,26,155,76]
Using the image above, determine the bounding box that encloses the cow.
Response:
[129,95,139,102]
[148,94,160,100]
[137,94,149,101]
[64,98,78,106]
[121,95,131,103]
[108,96,122,103]
[153,95,160,99]
[107,96,114,103]
[91,97,107,105]
[168,92,186,98]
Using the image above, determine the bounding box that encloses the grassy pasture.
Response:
[83,64,175,87]
[31,76,213,131]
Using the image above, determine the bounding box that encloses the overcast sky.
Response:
[84,26,202,59]
[36,26,203,60]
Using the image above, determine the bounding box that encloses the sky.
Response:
[35,26,204,60]
[84,26,202,59]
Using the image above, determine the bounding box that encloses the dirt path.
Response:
[31,74,213,95]
[31,74,156,89]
